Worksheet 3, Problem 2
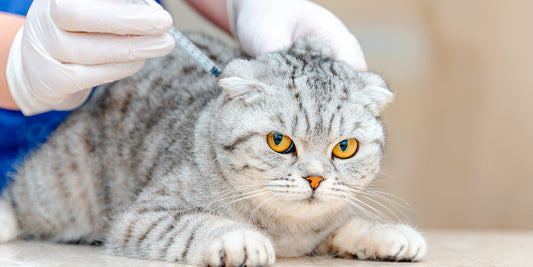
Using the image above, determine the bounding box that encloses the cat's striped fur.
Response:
[0,35,426,266]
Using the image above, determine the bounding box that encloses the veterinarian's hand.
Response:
[227,0,367,71]
[6,0,175,115]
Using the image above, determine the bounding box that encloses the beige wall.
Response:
[164,0,533,230]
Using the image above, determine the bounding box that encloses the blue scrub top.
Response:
[0,0,162,192]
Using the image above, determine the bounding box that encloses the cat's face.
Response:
[211,39,393,218]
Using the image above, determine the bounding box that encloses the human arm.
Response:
[184,0,231,34]
[0,12,25,110]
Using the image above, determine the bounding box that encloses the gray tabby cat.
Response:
[0,34,426,266]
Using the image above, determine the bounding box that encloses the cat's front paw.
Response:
[325,222,427,262]
[206,229,275,267]
[0,199,19,242]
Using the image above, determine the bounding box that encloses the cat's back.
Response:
[89,34,240,127]
[79,33,241,181]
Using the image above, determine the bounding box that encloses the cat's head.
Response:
[210,38,393,218]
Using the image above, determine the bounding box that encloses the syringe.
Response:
[166,27,221,77]
[140,0,222,78]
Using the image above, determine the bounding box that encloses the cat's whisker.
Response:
[264,186,310,199]
[203,188,255,204]
[238,172,278,182]
[248,195,279,224]
[213,184,265,194]
[216,185,265,196]
[202,188,266,210]
[343,186,415,221]
[362,190,417,212]
[357,195,402,223]
[338,185,407,221]
[196,187,262,211]
[206,190,269,214]
[351,197,395,224]
[339,192,394,224]
[339,197,363,219]
[339,195,383,223]
[218,192,269,214]
[337,192,375,218]
[356,191,411,221]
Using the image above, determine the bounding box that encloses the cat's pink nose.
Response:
[305,176,324,190]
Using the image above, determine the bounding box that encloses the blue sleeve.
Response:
[0,110,71,191]
[1,0,161,15]
[0,1,33,16]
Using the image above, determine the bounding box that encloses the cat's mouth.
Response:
[303,195,318,203]
[301,193,323,204]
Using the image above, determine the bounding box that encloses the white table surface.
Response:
[1,230,532,267]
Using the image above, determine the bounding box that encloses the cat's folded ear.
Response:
[358,72,394,116]
[218,59,270,103]
[218,76,268,102]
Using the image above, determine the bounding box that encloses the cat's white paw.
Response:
[327,222,427,262]
[0,199,19,242]
[206,229,275,267]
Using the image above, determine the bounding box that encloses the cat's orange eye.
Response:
[332,139,358,159]
[267,133,294,154]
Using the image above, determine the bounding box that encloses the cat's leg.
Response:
[106,207,275,266]
[317,217,427,261]
[0,196,19,242]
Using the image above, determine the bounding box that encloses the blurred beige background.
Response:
[163,0,533,230]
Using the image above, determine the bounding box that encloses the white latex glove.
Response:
[6,0,175,115]
[227,0,367,71]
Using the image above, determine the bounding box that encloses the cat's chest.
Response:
[262,218,343,257]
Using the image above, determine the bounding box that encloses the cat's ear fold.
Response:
[359,72,394,116]
[218,58,269,102]
[218,77,268,102]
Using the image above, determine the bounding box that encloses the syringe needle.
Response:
[139,0,222,78]
[167,27,222,77]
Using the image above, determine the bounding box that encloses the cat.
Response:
[0,34,427,266]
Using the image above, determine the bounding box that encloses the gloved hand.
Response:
[6,0,175,115]
[227,0,367,71]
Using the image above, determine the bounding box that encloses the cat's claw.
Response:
[327,223,427,262]
[206,229,275,267]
